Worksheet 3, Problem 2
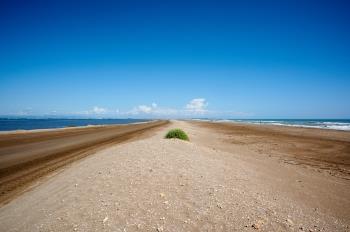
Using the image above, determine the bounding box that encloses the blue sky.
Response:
[0,0,349,119]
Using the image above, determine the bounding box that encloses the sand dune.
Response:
[0,120,349,231]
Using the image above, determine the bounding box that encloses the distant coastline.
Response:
[1,118,350,132]
[0,118,151,132]
[192,119,350,131]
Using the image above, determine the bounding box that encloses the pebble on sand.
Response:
[252,220,264,230]
[286,218,294,225]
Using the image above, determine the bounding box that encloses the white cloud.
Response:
[126,98,209,117]
[185,98,208,113]
[129,103,159,115]
[17,107,33,116]
[136,105,153,113]
[76,106,109,115]
[91,106,107,114]
[8,99,253,119]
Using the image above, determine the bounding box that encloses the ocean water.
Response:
[0,118,150,131]
[205,119,350,131]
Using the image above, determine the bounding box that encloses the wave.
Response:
[210,119,350,131]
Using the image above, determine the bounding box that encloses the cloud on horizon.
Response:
[8,98,253,119]
[130,103,158,114]
[126,99,209,117]
[185,98,208,113]
[91,106,107,114]
[78,106,112,115]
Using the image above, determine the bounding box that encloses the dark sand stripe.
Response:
[0,120,169,205]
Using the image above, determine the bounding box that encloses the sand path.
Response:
[0,120,349,231]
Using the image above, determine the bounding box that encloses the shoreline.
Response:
[0,120,169,205]
[2,118,350,134]
[191,120,350,179]
[192,119,350,131]
[0,119,156,135]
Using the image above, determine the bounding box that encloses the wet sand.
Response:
[191,121,350,179]
[0,120,169,205]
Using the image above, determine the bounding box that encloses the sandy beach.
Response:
[0,120,349,231]
[0,120,169,205]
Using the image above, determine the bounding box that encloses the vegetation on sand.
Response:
[165,129,189,141]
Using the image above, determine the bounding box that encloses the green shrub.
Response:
[165,129,189,141]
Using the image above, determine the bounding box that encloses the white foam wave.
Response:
[214,120,350,131]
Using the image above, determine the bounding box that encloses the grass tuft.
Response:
[165,129,189,141]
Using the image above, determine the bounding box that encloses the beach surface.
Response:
[0,120,349,231]
[0,120,169,205]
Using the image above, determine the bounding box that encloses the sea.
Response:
[1,118,350,132]
[0,118,150,131]
[195,119,350,131]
